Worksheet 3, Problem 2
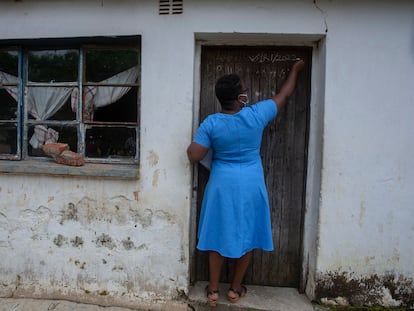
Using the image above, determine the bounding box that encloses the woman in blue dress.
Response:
[187,60,305,307]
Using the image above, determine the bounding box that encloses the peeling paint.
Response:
[155,209,176,223]
[70,236,84,248]
[57,196,156,229]
[21,206,52,231]
[136,243,148,250]
[74,260,86,269]
[316,271,414,308]
[95,234,116,249]
[53,234,67,247]
[121,237,135,250]
[0,211,8,232]
[60,202,78,224]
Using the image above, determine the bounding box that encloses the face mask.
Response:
[238,94,249,107]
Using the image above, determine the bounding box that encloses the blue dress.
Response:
[194,99,277,258]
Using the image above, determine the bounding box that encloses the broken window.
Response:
[0,36,140,164]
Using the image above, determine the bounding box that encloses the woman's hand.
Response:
[292,59,305,72]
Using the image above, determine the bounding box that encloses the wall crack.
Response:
[313,0,328,33]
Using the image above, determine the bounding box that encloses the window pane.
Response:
[85,127,136,158]
[28,50,78,82]
[0,87,18,120]
[28,125,77,156]
[86,87,138,123]
[0,50,18,76]
[85,49,139,82]
[26,86,75,120]
[0,124,17,155]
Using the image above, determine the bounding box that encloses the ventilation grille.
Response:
[159,0,183,15]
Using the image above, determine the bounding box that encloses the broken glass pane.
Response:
[86,87,138,123]
[85,127,136,158]
[0,124,17,155]
[28,125,77,156]
[0,87,18,120]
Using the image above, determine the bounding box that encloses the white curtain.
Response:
[71,66,138,120]
[0,70,18,101]
[26,86,72,148]
[1,70,71,148]
[1,66,137,149]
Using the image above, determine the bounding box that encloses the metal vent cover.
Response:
[159,0,183,15]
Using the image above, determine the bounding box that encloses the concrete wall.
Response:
[0,0,413,308]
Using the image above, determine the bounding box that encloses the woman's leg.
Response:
[206,251,224,306]
[228,250,253,300]
[208,251,224,290]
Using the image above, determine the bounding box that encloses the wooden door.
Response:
[193,46,311,288]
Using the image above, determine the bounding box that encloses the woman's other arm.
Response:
[187,142,209,163]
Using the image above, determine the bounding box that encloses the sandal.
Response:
[205,285,220,307]
[227,285,247,303]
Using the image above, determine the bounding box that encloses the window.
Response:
[0,37,140,169]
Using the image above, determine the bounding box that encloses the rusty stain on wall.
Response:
[152,169,160,187]
[315,271,414,307]
[147,150,159,167]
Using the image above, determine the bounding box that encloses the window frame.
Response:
[0,36,141,178]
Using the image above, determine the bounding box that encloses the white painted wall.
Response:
[0,0,413,308]
[317,1,414,273]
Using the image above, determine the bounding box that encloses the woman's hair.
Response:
[215,74,243,109]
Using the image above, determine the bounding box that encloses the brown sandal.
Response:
[227,285,247,303]
[206,286,220,307]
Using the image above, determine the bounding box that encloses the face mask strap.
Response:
[238,94,249,107]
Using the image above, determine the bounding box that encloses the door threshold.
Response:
[188,281,314,311]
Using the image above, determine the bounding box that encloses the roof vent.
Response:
[159,0,183,15]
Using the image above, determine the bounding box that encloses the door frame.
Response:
[190,33,326,297]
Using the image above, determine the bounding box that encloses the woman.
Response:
[187,60,305,307]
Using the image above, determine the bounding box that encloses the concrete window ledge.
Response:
[0,160,139,179]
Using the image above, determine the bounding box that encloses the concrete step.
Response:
[188,281,314,311]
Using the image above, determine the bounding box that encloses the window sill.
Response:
[0,159,139,179]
